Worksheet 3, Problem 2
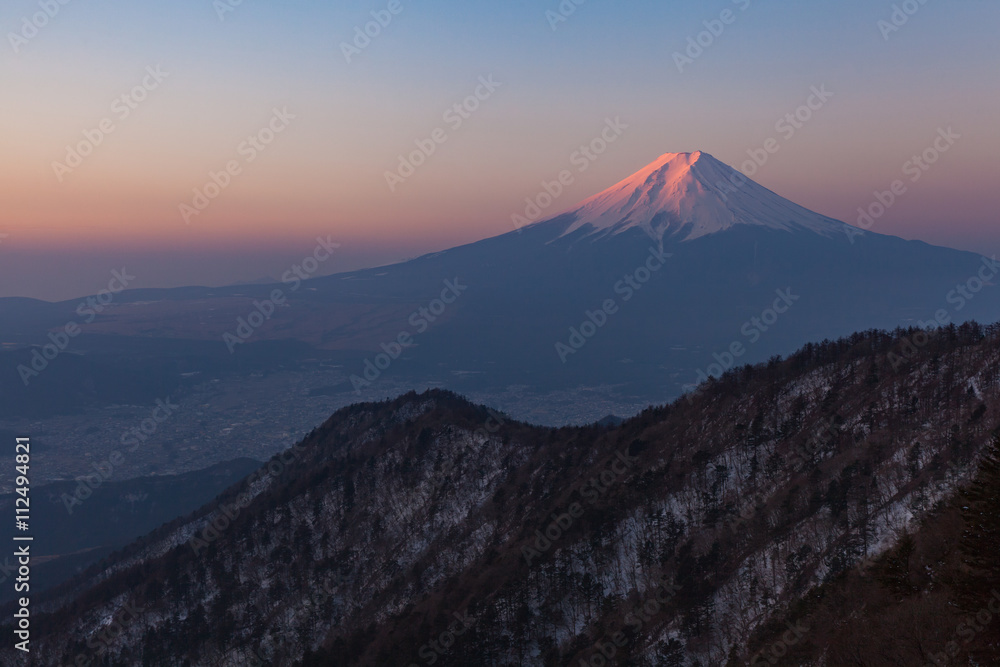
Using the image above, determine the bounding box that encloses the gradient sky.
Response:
[2,0,998,300]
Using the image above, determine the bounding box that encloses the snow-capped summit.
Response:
[550,151,851,242]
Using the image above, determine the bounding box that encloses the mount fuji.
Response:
[550,150,852,242]
[314,149,1000,417]
[3,151,999,425]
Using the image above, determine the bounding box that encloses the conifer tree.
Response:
[958,432,1000,607]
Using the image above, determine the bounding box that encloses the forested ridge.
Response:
[4,323,1000,666]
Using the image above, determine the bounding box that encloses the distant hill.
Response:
[594,414,624,427]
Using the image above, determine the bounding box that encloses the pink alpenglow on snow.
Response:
[549,151,852,243]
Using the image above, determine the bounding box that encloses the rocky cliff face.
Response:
[6,322,1000,666]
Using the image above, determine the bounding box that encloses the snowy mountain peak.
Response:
[551,151,850,242]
